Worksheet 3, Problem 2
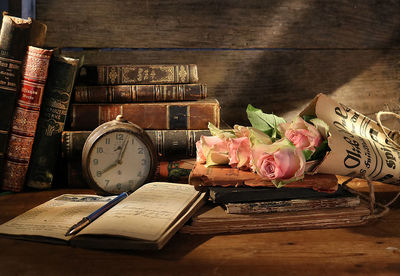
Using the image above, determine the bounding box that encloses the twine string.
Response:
[341,174,392,219]
[376,111,400,150]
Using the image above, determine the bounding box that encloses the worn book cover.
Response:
[0,14,46,174]
[189,162,339,193]
[0,183,205,250]
[24,55,81,190]
[180,200,372,235]
[74,83,207,102]
[2,46,53,192]
[208,184,349,204]
[224,193,360,214]
[69,99,220,130]
[79,64,198,85]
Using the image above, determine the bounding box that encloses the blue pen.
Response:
[65,192,129,236]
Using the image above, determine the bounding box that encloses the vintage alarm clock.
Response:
[82,115,157,195]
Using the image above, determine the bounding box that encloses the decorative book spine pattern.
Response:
[81,64,198,85]
[26,55,80,190]
[61,129,211,160]
[69,99,220,130]
[0,15,32,174]
[2,46,53,192]
[74,84,207,102]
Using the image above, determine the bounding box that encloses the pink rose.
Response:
[228,136,251,170]
[279,117,322,152]
[251,138,306,186]
[196,136,230,166]
[196,140,207,163]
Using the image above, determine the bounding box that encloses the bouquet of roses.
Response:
[196,105,330,187]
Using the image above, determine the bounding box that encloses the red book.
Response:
[2,46,53,192]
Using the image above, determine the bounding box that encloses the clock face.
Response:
[88,130,152,194]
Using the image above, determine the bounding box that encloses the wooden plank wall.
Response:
[31,0,400,126]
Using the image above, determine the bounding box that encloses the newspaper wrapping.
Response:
[300,93,400,185]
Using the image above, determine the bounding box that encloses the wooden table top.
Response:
[0,179,399,275]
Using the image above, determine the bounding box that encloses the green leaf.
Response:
[246,104,286,140]
[248,128,272,147]
[272,175,304,188]
[208,122,236,138]
[302,115,317,123]
[310,118,329,140]
[302,149,313,161]
[309,140,330,161]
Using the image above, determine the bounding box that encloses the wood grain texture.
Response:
[37,0,400,49]
[63,49,400,126]
[0,183,399,275]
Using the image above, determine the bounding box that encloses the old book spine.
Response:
[74,83,207,102]
[189,162,339,192]
[2,46,53,192]
[225,196,360,214]
[61,129,211,160]
[80,64,198,85]
[25,55,80,190]
[0,15,32,175]
[69,99,220,130]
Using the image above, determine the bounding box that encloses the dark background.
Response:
[4,0,400,127]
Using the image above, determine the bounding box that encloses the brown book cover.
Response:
[74,83,207,102]
[61,129,211,160]
[180,201,372,235]
[189,162,339,193]
[69,99,220,130]
[79,64,198,85]
[2,46,53,192]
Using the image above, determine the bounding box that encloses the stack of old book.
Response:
[61,64,219,187]
[180,163,372,234]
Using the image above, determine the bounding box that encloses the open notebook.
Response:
[0,182,205,250]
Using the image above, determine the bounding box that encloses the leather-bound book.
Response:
[79,64,198,85]
[0,14,47,176]
[0,15,32,174]
[74,83,207,102]
[25,55,81,190]
[180,201,371,235]
[2,46,53,192]
[61,129,211,160]
[69,99,220,130]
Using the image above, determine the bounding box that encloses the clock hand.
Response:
[100,161,118,174]
[117,137,129,164]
